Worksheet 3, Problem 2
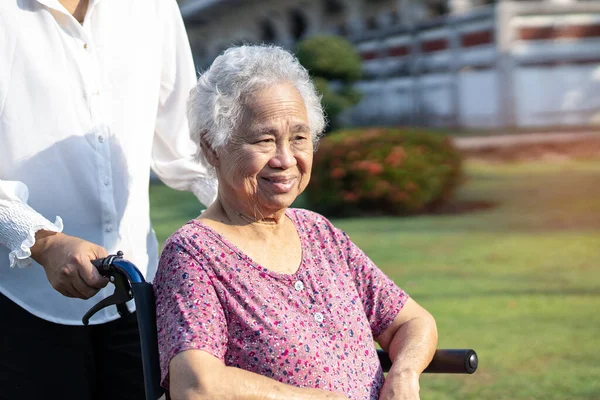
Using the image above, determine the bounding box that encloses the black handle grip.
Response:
[91,251,124,276]
[424,349,478,374]
[91,257,112,277]
[83,252,133,325]
[377,348,478,374]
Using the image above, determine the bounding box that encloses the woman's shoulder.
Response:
[287,208,342,239]
[162,219,211,251]
[287,208,331,226]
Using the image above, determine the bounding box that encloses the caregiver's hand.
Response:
[31,231,109,299]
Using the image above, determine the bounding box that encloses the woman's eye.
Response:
[256,138,274,144]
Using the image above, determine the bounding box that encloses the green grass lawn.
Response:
[149,160,600,400]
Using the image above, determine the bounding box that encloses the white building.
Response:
[178,0,600,129]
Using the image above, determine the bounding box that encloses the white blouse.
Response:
[0,0,216,324]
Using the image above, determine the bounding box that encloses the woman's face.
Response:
[216,82,313,217]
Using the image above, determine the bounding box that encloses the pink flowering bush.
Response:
[305,128,463,216]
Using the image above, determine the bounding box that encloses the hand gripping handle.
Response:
[82,251,133,325]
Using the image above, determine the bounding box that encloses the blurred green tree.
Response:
[296,35,362,130]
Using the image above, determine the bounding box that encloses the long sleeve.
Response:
[0,180,63,268]
[150,0,217,208]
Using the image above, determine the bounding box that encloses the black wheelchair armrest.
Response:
[378,348,478,374]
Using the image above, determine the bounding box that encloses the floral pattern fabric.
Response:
[154,208,408,399]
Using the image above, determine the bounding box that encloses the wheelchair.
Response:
[84,252,478,400]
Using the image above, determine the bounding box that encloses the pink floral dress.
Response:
[154,208,408,399]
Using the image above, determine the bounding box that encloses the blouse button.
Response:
[314,312,324,323]
[294,280,304,291]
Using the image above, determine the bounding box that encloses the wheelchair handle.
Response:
[82,251,146,325]
[86,252,164,400]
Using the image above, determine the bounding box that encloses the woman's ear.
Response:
[200,134,220,168]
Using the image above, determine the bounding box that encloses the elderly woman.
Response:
[154,45,437,400]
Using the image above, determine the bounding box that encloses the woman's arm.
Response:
[169,349,350,400]
[150,0,217,208]
[375,298,438,400]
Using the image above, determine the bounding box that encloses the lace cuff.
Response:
[191,178,218,208]
[0,200,64,268]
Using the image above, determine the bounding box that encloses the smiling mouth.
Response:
[262,176,295,183]
[261,176,297,193]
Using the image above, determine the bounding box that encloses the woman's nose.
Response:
[269,141,297,169]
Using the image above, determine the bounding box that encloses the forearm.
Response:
[150,0,217,208]
[378,312,437,399]
[386,312,438,376]
[170,355,346,400]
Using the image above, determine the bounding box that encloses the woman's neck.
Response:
[214,197,287,229]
